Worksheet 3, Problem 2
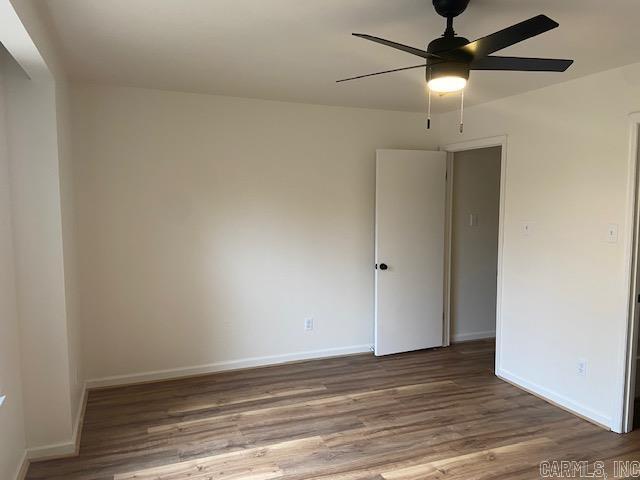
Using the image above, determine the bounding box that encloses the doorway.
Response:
[441,136,507,373]
[448,146,502,344]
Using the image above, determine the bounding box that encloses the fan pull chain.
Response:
[459,89,464,134]
[427,88,432,129]
[426,67,432,130]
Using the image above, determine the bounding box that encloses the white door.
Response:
[375,149,447,356]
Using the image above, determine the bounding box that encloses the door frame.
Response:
[618,112,640,433]
[439,135,508,372]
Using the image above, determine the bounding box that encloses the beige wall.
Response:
[8,0,85,436]
[0,53,26,480]
[436,61,640,430]
[71,84,439,383]
[3,53,73,450]
[57,78,84,431]
[0,0,82,466]
[451,146,501,342]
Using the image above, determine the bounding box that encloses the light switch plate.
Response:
[607,223,618,243]
[577,359,587,377]
[469,213,479,227]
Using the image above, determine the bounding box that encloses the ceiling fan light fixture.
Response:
[427,61,470,93]
[427,75,467,93]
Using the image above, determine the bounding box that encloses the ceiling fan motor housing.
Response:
[427,36,469,58]
[427,36,472,82]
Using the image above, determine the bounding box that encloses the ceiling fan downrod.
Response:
[444,16,455,38]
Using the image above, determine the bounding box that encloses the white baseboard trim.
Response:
[71,383,88,451]
[86,344,373,389]
[26,440,75,461]
[14,450,29,480]
[497,367,613,430]
[451,330,496,343]
[27,382,87,462]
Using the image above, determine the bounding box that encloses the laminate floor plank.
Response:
[26,340,640,480]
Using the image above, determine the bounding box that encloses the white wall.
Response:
[70,84,438,382]
[451,146,501,342]
[0,51,27,480]
[9,0,84,421]
[0,0,84,460]
[56,78,84,432]
[437,62,640,430]
[3,51,73,450]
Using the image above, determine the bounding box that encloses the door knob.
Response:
[378,263,388,270]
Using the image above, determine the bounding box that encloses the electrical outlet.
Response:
[304,318,314,331]
[577,359,587,377]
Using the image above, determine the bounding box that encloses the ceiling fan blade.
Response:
[353,33,441,60]
[471,56,573,72]
[337,64,427,83]
[453,15,559,59]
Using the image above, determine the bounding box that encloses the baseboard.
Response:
[86,344,372,389]
[71,383,88,452]
[497,367,612,430]
[14,450,29,480]
[451,330,496,343]
[26,440,75,461]
[27,382,87,462]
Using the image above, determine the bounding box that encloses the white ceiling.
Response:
[40,0,640,112]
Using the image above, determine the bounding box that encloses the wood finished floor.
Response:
[26,340,640,479]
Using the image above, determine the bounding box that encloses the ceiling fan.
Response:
[338,0,573,131]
